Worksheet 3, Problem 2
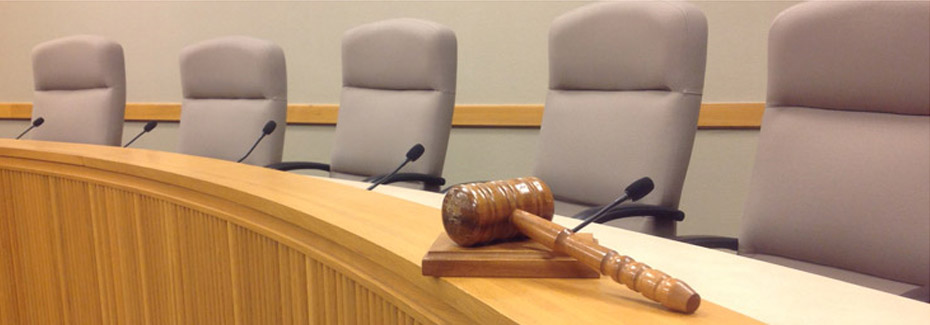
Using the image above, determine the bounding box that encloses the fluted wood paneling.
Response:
[55,179,102,324]
[0,159,431,324]
[136,195,183,324]
[3,172,59,323]
[0,171,16,324]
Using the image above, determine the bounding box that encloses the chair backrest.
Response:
[741,1,930,288]
[178,36,287,166]
[30,35,125,145]
[329,18,456,185]
[534,1,707,236]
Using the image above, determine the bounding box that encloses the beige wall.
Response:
[0,1,799,236]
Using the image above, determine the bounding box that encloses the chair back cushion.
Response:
[330,18,456,179]
[178,36,287,166]
[741,1,930,287]
[31,35,126,145]
[534,1,707,235]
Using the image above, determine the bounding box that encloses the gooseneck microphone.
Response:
[571,177,654,232]
[237,120,277,163]
[123,121,159,147]
[367,143,425,191]
[16,117,45,140]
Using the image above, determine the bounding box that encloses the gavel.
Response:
[441,177,700,314]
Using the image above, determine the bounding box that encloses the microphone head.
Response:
[406,144,425,161]
[262,120,277,135]
[33,117,45,127]
[143,121,158,132]
[625,177,654,201]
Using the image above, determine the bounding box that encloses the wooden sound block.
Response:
[422,233,599,278]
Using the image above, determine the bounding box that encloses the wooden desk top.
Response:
[2,139,927,324]
[344,171,930,324]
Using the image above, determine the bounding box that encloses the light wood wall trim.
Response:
[124,103,182,121]
[287,104,339,124]
[0,102,32,119]
[0,102,764,128]
[697,103,766,129]
[452,104,544,127]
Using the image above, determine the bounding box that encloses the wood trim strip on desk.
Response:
[0,102,764,128]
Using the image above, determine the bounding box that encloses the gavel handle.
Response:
[511,209,701,314]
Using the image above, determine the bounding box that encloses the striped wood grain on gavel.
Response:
[441,177,700,314]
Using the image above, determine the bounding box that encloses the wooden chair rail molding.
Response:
[0,102,764,128]
[0,139,754,324]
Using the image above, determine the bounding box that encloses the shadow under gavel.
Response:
[441,177,700,314]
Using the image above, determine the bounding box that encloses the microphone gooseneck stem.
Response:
[237,134,267,163]
[123,131,146,148]
[571,193,630,233]
[367,158,412,191]
[15,126,36,140]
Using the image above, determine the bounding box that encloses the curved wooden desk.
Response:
[0,139,757,323]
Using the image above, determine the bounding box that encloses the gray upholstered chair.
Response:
[684,1,930,302]
[270,18,456,191]
[178,36,287,166]
[29,35,126,145]
[534,1,707,237]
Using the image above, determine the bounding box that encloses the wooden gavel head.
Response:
[442,177,701,314]
[442,177,554,247]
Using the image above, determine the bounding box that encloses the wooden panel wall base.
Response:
[421,233,599,278]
